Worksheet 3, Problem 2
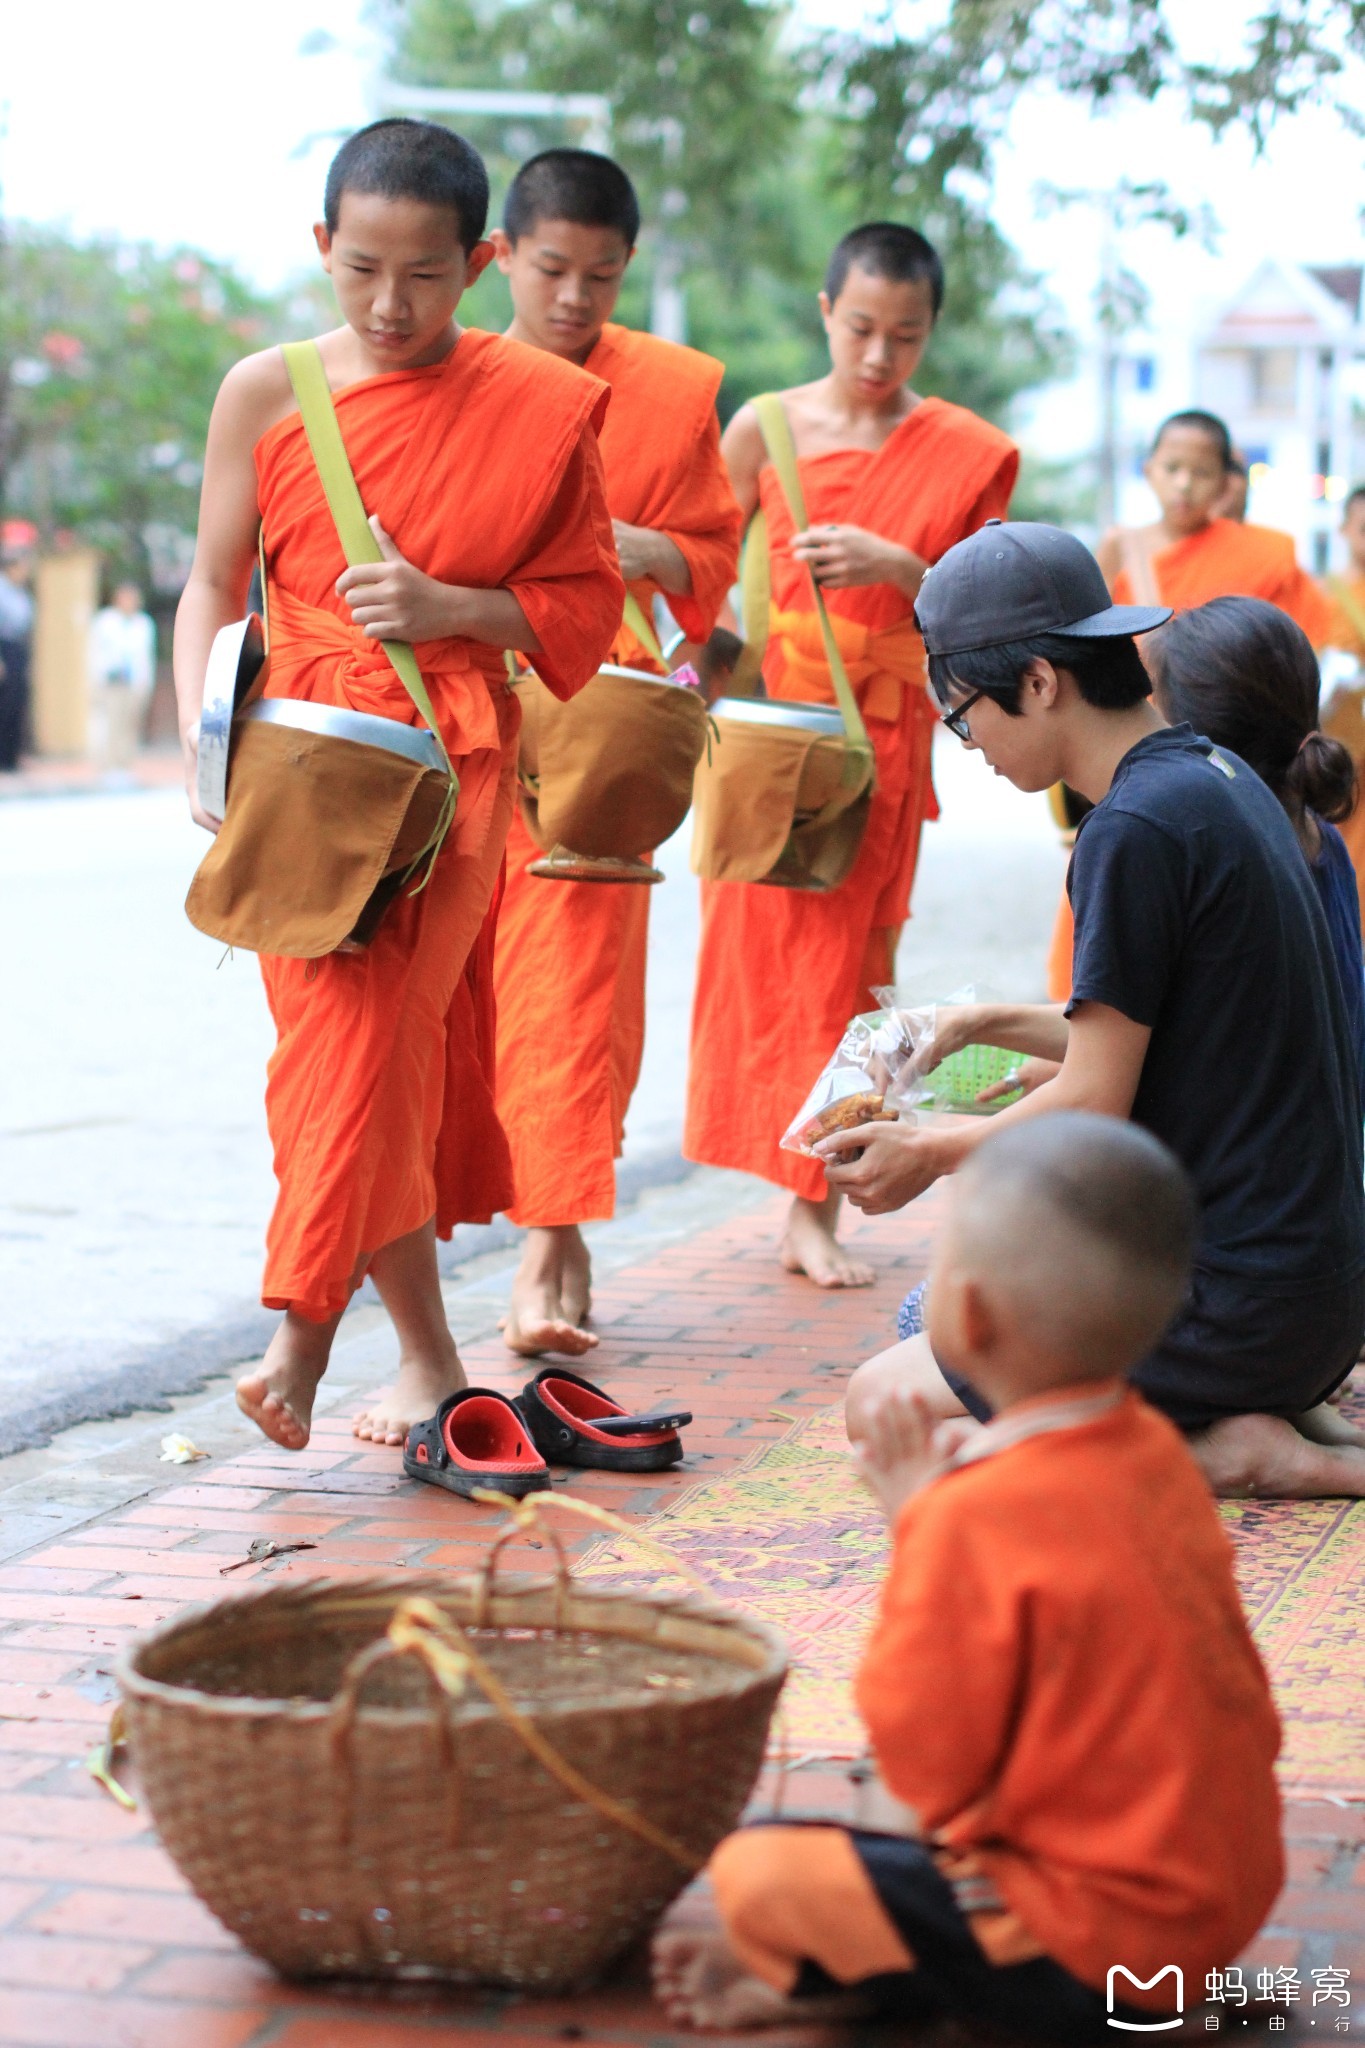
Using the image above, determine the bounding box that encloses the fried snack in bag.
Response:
[780,1005,936,1156]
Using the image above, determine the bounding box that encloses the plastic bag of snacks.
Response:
[780,1005,937,1156]
[872,985,1025,1116]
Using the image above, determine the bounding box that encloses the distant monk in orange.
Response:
[490,151,741,1355]
[1045,408,1332,999]
[174,120,622,1449]
[685,223,1018,1287]
[1321,483,1365,929]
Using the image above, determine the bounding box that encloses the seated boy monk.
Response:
[829,522,1365,1500]
[174,118,623,1449]
[654,1115,1283,2039]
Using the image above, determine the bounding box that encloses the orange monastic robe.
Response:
[685,398,1018,1199]
[493,325,742,1225]
[1110,518,1332,639]
[1322,572,1365,935]
[254,330,622,1318]
[1045,519,1334,999]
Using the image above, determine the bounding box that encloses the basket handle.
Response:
[468,1488,713,1606]
[329,1609,465,1846]
[330,1595,703,1873]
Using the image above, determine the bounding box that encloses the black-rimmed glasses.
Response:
[939,686,987,742]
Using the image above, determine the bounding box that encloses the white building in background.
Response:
[1034,258,1365,573]
[1194,259,1365,573]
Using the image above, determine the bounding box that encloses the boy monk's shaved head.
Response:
[947,1113,1196,1377]
[324,118,490,251]
[504,149,641,248]
[1152,408,1234,471]
[824,221,944,315]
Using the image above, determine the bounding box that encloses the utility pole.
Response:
[1036,180,1213,532]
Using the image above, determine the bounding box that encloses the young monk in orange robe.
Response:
[173,120,622,1449]
[1321,485,1365,931]
[488,151,741,1355]
[684,222,1017,1288]
[1045,409,1333,999]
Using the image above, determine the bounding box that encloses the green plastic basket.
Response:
[922,1044,1023,1115]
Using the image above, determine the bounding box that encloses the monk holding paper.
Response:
[684,222,1017,1287]
[490,150,741,1355]
[174,119,622,1449]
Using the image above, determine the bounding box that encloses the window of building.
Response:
[1251,349,1298,412]
[1133,357,1156,392]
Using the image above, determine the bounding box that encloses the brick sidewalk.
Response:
[0,1189,1360,2046]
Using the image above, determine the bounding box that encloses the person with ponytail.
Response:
[1151,596,1365,1092]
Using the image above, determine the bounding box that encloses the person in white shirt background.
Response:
[89,581,156,781]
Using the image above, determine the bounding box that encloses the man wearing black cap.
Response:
[830,522,1365,1499]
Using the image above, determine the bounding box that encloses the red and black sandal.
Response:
[516,1368,691,1472]
[403,1388,551,1499]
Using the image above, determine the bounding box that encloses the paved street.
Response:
[0,736,1064,1451]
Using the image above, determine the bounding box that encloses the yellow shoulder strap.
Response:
[280,340,453,778]
[750,392,871,756]
[621,589,665,667]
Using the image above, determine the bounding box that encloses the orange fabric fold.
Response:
[1322,573,1365,940]
[253,329,622,1317]
[767,607,927,725]
[493,327,739,1227]
[1047,516,1334,1000]
[686,398,1017,1198]
[587,324,743,670]
[1113,518,1332,643]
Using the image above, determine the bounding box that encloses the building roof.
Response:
[1202,256,1361,347]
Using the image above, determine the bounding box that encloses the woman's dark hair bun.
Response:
[1285,730,1359,826]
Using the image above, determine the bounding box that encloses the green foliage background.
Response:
[0,230,293,588]
[383,0,1074,432]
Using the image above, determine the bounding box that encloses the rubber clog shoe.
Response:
[404,1387,551,1499]
[517,1368,690,1472]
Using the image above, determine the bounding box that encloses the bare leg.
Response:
[353,1219,467,1444]
[1292,1400,1365,1448]
[846,1331,969,1443]
[651,1927,868,2033]
[237,1308,342,1451]
[780,1190,875,1290]
[1190,1412,1365,1499]
[500,1224,600,1359]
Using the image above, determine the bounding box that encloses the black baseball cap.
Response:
[914,520,1170,658]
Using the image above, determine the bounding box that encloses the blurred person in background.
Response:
[1320,484,1365,932]
[1045,410,1330,998]
[1214,448,1249,523]
[89,580,156,782]
[0,554,35,773]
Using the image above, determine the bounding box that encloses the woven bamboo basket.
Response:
[115,1551,786,1991]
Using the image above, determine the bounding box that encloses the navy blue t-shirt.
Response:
[1067,725,1365,1290]
[1311,818,1365,1105]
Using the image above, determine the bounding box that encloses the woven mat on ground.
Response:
[576,1398,1365,1798]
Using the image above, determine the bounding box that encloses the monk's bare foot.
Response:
[1190,1411,1365,1499]
[560,1227,594,1330]
[353,1348,467,1445]
[236,1312,334,1450]
[1294,1400,1365,1449]
[501,1226,600,1358]
[780,1194,875,1289]
[651,1928,865,2032]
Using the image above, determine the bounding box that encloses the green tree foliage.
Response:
[0,229,287,586]
[380,0,1074,429]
